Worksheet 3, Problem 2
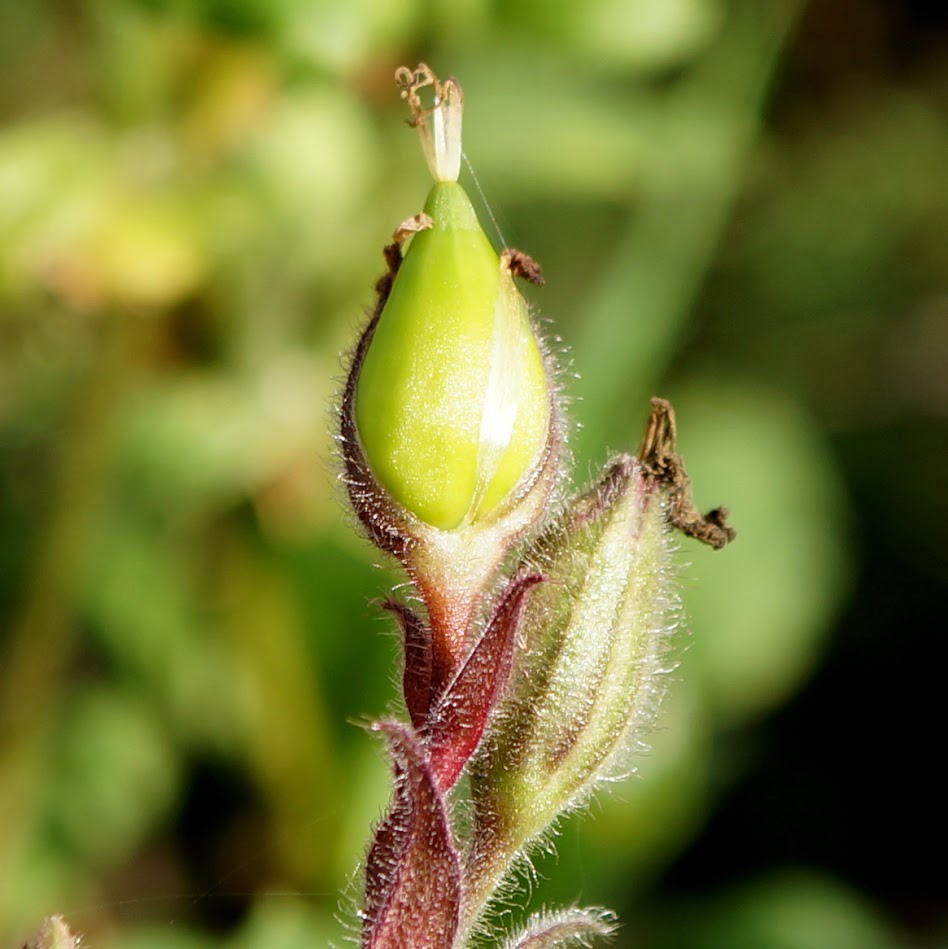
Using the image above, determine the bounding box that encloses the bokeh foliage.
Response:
[1,0,945,946]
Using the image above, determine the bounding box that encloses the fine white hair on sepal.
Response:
[459,458,683,942]
[462,845,547,948]
[333,861,366,947]
[501,906,619,949]
[26,916,83,949]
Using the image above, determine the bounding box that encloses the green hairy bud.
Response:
[464,454,677,908]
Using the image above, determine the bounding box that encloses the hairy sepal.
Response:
[382,600,439,731]
[503,907,618,948]
[26,917,80,949]
[424,570,543,794]
[361,722,461,949]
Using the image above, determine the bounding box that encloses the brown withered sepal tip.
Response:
[502,248,545,287]
[638,397,736,550]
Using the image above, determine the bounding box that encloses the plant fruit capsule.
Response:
[354,181,551,531]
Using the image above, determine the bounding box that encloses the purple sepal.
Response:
[362,722,461,949]
[424,571,542,793]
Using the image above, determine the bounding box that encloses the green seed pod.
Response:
[355,180,550,531]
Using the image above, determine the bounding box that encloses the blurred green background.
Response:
[1,0,945,946]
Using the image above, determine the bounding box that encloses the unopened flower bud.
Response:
[466,455,677,896]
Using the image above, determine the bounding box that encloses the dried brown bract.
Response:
[638,397,736,550]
